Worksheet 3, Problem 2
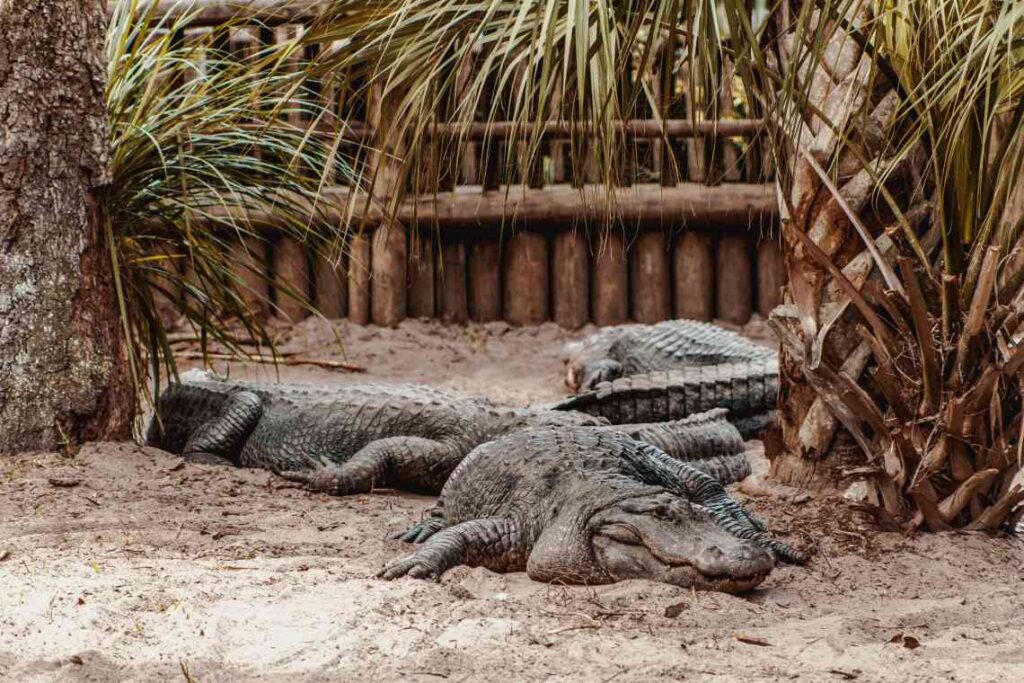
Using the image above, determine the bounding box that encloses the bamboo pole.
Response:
[673,231,715,320]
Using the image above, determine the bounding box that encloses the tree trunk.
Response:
[0,0,131,452]
[768,2,904,490]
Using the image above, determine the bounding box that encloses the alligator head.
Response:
[565,357,623,393]
[528,492,774,593]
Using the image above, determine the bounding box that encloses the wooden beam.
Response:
[253,118,764,143]
[128,0,329,26]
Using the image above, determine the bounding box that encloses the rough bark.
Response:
[0,0,132,452]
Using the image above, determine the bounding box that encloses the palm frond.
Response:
[105,0,356,409]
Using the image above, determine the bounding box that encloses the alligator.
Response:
[564,319,776,393]
[554,358,780,439]
[147,371,754,496]
[382,427,805,592]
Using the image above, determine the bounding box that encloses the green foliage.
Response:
[104,1,353,403]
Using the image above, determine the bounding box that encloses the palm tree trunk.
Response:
[766,3,914,491]
[0,0,132,452]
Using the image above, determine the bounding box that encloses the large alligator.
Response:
[564,319,775,392]
[147,371,754,496]
[382,427,805,592]
[553,358,780,439]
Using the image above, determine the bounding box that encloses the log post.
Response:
[313,250,346,319]
[756,236,785,317]
[468,239,501,322]
[716,233,753,324]
[591,231,629,325]
[631,230,672,323]
[273,235,310,321]
[552,231,589,329]
[437,240,468,323]
[368,84,407,326]
[407,232,436,318]
[230,237,270,320]
[673,231,715,320]
[503,231,549,325]
[347,232,371,324]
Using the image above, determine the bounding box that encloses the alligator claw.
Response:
[389,517,448,544]
[379,556,441,581]
[762,538,808,565]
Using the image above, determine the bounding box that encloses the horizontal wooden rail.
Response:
[257,117,765,142]
[192,182,777,231]
[428,118,765,140]
[127,0,328,26]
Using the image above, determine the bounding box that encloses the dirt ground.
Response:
[3,318,1024,682]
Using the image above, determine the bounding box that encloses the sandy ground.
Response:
[3,318,1024,682]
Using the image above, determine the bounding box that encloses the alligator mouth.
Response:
[687,568,769,593]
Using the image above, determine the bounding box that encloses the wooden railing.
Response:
[144,1,783,328]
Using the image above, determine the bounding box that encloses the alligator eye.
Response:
[599,524,642,545]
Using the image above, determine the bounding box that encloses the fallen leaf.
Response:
[903,636,920,650]
[829,668,860,680]
[48,477,80,488]
[69,655,83,665]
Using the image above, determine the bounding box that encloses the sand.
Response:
[2,317,1023,682]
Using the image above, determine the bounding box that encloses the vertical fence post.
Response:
[347,233,371,324]
[274,235,310,321]
[757,237,785,317]
[313,251,347,319]
[591,231,629,325]
[270,25,311,322]
[632,52,671,323]
[368,83,408,327]
[407,232,436,318]
[468,237,501,321]
[551,73,588,329]
[231,238,270,320]
[673,231,715,320]
[716,233,753,324]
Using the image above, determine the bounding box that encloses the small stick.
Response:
[173,351,365,373]
[735,634,771,646]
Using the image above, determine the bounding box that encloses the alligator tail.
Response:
[552,359,779,437]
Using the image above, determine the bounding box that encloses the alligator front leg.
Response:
[379,518,523,579]
[279,437,462,496]
[181,391,263,466]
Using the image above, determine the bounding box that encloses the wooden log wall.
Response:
[166,10,786,330]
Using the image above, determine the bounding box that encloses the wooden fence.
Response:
[162,3,783,329]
